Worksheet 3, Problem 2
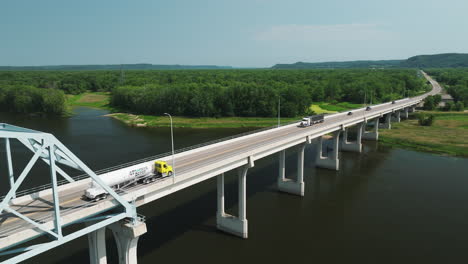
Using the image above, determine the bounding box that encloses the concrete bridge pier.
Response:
[392,111,401,123]
[277,144,306,196]
[216,165,250,238]
[362,119,379,141]
[315,131,340,171]
[340,122,364,152]
[402,108,409,119]
[381,113,391,129]
[87,220,146,264]
[87,225,107,264]
[108,220,147,264]
[408,106,416,113]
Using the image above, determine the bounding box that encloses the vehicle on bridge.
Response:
[299,114,324,127]
[84,160,173,201]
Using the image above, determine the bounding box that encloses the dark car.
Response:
[347,112,353,116]
[366,106,372,111]
[392,101,396,104]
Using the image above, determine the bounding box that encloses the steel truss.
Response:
[0,123,138,263]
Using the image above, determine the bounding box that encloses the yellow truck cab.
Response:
[154,161,173,177]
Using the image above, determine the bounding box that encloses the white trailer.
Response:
[84,162,157,201]
[298,114,324,127]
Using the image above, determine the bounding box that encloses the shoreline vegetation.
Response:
[379,111,468,157]
[67,91,365,128]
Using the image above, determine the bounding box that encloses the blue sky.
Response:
[1,0,467,67]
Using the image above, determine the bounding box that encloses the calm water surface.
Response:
[1,107,468,264]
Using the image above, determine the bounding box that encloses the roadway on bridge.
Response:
[0,72,441,247]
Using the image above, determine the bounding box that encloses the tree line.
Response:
[0,69,428,117]
[0,85,66,115]
[110,69,428,117]
[425,69,468,108]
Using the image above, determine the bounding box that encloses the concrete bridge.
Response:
[0,72,441,263]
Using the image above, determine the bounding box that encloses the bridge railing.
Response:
[3,119,301,201]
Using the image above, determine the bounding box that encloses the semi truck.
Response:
[84,160,173,201]
[298,114,325,127]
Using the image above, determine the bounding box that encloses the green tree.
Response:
[454,101,464,111]
[423,96,436,110]
[443,101,454,111]
[418,113,435,126]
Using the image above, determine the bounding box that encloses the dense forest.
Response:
[425,69,468,106]
[0,69,428,117]
[0,64,232,71]
[0,85,66,115]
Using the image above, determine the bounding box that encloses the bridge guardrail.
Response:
[1,119,301,201]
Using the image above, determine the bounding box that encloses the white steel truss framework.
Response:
[0,123,137,263]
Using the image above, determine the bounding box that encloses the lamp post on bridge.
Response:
[278,96,281,128]
[164,113,176,184]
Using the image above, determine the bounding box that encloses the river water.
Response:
[1,107,468,264]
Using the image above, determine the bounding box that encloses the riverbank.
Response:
[107,100,365,128]
[65,92,367,128]
[66,92,298,128]
[107,113,299,128]
[379,111,468,157]
[64,91,370,128]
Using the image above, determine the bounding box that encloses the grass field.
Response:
[380,111,468,157]
[310,101,363,114]
[309,104,337,114]
[67,92,111,108]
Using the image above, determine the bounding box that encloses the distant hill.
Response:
[272,53,468,69]
[0,63,232,71]
[272,60,403,69]
[400,53,468,68]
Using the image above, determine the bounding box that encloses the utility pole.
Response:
[277,96,281,127]
[364,89,367,105]
[164,113,175,184]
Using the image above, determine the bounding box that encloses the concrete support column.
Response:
[315,131,340,171]
[278,150,285,184]
[341,127,349,146]
[278,144,305,196]
[381,113,391,129]
[402,108,409,119]
[392,111,401,123]
[217,165,250,239]
[217,173,225,217]
[362,118,379,141]
[341,123,363,153]
[87,225,107,264]
[109,220,147,264]
[238,167,247,222]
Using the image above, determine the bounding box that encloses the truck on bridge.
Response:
[84,160,173,201]
[299,114,325,127]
